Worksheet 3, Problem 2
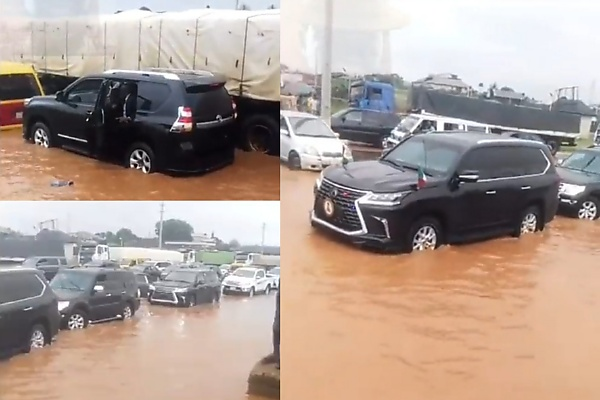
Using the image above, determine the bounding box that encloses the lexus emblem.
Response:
[323,198,335,217]
[216,114,223,122]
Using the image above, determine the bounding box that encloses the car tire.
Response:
[577,197,599,220]
[513,205,542,237]
[26,324,48,353]
[240,114,278,155]
[406,217,443,253]
[248,287,255,297]
[264,285,271,295]
[187,295,196,307]
[125,142,157,174]
[66,309,89,330]
[288,151,301,170]
[30,121,54,148]
[120,302,135,320]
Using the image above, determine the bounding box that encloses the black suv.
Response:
[331,108,402,147]
[149,267,221,307]
[556,147,600,220]
[50,267,140,330]
[23,69,236,174]
[0,268,61,358]
[311,132,560,252]
[22,256,69,281]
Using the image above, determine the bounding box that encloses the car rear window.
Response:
[0,74,42,101]
[184,82,233,123]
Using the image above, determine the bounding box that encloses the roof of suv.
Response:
[100,69,226,86]
[425,131,549,149]
[168,267,214,273]
[0,267,39,273]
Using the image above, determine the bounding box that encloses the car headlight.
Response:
[173,288,188,293]
[301,146,320,156]
[361,191,410,206]
[57,301,70,312]
[560,183,586,196]
[148,284,155,290]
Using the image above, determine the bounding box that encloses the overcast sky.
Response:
[0,202,280,245]
[283,0,600,101]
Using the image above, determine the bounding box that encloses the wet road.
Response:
[0,295,275,400]
[0,131,279,200]
[282,166,600,400]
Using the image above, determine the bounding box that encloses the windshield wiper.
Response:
[380,159,405,171]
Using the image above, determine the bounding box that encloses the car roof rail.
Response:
[149,68,214,77]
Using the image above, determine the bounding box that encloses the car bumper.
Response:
[163,143,235,174]
[222,285,254,294]
[149,291,188,305]
[557,194,584,216]
[300,154,349,171]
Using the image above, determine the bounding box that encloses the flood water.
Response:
[0,131,279,200]
[282,166,600,400]
[0,295,275,400]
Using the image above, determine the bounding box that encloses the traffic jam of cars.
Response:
[0,261,279,359]
[281,109,600,253]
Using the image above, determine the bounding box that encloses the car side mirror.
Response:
[456,170,480,183]
[280,128,289,136]
[93,285,105,293]
[55,91,65,101]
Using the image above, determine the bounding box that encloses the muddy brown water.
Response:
[282,166,600,400]
[0,131,279,200]
[0,295,275,400]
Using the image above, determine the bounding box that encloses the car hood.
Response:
[324,160,444,192]
[223,276,254,286]
[153,281,191,290]
[557,167,600,185]
[296,136,345,154]
[53,289,86,301]
[29,95,57,105]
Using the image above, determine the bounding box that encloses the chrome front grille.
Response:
[315,179,365,231]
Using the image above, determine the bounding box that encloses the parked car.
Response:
[0,61,44,131]
[330,108,401,147]
[22,69,236,174]
[556,147,600,220]
[159,262,202,280]
[148,267,221,307]
[134,273,151,298]
[311,132,560,252]
[21,256,70,281]
[50,267,140,330]
[501,131,558,155]
[222,267,273,297]
[0,268,60,358]
[129,261,167,282]
[82,260,120,269]
[280,110,352,170]
[267,267,280,289]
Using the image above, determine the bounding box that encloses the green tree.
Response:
[228,239,241,249]
[115,228,139,243]
[155,219,194,243]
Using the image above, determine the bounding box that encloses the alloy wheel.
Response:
[122,305,132,319]
[33,128,50,148]
[412,225,437,251]
[520,212,538,234]
[67,313,86,330]
[30,329,45,349]
[129,149,152,174]
[578,201,598,220]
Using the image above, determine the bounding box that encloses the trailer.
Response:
[0,9,280,154]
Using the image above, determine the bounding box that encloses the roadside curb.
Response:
[247,355,280,399]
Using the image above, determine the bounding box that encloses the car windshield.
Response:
[288,117,337,138]
[349,84,363,102]
[232,269,256,278]
[382,135,462,176]
[396,116,420,132]
[50,271,94,292]
[268,268,280,276]
[561,151,600,175]
[164,271,197,284]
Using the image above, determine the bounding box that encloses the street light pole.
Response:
[320,0,333,125]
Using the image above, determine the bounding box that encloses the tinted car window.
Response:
[505,147,549,175]
[460,146,548,179]
[184,83,233,123]
[136,81,171,112]
[458,147,508,179]
[256,270,265,278]
[0,272,44,304]
[362,111,385,126]
[67,79,103,104]
[38,258,59,266]
[343,110,362,123]
[0,74,42,101]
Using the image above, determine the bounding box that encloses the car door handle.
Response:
[521,186,531,190]
[23,307,33,311]
[485,190,496,195]
[106,294,112,297]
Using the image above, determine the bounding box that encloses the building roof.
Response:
[551,98,596,116]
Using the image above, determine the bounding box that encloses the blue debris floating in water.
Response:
[50,180,74,187]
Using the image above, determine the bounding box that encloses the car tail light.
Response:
[232,100,237,119]
[169,106,193,133]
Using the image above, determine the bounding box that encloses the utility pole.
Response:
[260,223,266,254]
[320,0,334,125]
[158,202,165,249]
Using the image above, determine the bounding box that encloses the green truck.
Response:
[193,250,236,265]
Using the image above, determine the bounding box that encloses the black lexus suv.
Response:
[149,267,221,307]
[50,267,140,330]
[0,268,61,358]
[311,132,560,252]
[556,147,600,220]
[22,69,237,174]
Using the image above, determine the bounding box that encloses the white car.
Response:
[266,267,280,289]
[280,110,353,171]
[222,267,272,297]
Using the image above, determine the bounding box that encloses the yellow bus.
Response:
[0,62,44,131]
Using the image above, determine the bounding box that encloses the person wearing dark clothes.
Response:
[273,287,280,369]
[119,83,136,122]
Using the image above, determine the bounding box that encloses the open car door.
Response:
[85,79,110,155]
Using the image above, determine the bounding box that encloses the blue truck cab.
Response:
[348,80,396,112]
